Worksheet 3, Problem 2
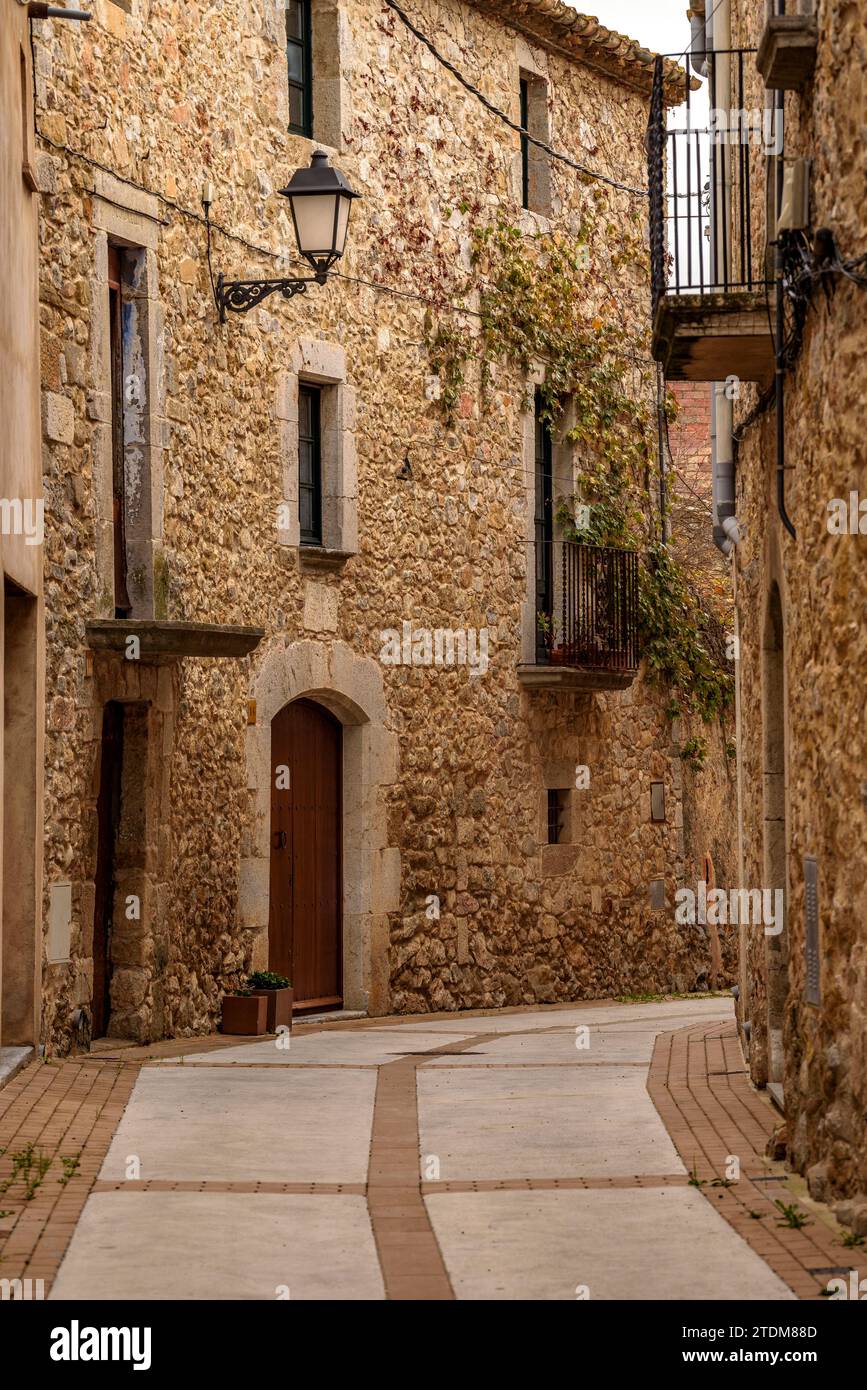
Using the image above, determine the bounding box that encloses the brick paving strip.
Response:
[365,1034,501,1301]
[647,1022,859,1300]
[421,1175,691,1193]
[0,1058,139,1290]
[92,1180,367,1194]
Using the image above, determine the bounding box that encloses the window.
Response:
[286,0,313,138]
[108,245,132,618]
[518,72,552,216]
[298,384,322,545]
[547,789,569,845]
[520,78,530,210]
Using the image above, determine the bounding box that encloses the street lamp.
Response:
[211,151,360,323]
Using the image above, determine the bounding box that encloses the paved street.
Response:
[42,997,801,1301]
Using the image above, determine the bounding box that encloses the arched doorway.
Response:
[763,583,788,1100]
[269,698,343,1013]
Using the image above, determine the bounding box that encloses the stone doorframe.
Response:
[77,653,176,1045]
[241,639,399,1015]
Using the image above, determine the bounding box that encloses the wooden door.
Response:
[269,699,342,1012]
[92,702,124,1038]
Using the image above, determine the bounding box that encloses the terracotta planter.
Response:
[250,985,293,1033]
[221,994,267,1036]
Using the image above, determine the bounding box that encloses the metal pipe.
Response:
[28,4,92,16]
[689,6,709,76]
[772,86,796,540]
[712,381,740,553]
[775,274,797,538]
[707,0,742,557]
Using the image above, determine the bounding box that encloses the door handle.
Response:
[274,830,287,850]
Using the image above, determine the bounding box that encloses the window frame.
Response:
[298,382,323,546]
[518,70,552,217]
[108,245,132,618]
[286,0,314,139]
[519,77,530,210]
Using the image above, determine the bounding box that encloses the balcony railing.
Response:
[523,541,639,691]
[648,51,776,381]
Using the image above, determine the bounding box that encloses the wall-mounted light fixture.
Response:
[206,151,360,324]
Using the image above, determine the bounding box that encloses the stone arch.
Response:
[240,639,399,1014]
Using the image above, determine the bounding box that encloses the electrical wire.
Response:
[383,0,648,198]
[35,125,298,265]
[35,122,652,358]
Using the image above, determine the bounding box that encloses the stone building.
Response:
[32,0,735,1054]
[0,2,44,1066]
[653,1,867,1224]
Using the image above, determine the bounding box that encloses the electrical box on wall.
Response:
[47,883,72,964]
[777,159,811,233]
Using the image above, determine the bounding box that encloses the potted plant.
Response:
[247,971,293,1033]
[537,611,570,665]
[220,987,268,1036]
[536,610,555,662]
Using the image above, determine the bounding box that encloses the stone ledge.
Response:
[297,546,355,574]
[85,619,265,660]
[757,15,818,90]
[517,663,637,692]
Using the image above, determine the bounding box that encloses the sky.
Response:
[576,1,693,61]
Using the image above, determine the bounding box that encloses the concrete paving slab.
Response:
[50,1192,384,1301]
[173,1029,472,1066]
[376,998,734,1035]
[425,1188,795,1300]
[418,1065,686,1179]
[425,1027,673,1066]
[99,1066,377,1183]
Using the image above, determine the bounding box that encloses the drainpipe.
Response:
[713,383,741,552]
[775,275,796,539]
[710,388,730,554]
[707,0,741,556]
[688,3,709,76]
[774,88,797,540]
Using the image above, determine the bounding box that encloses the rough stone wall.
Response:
[34,0,735,1052]
[728,0,867,1212]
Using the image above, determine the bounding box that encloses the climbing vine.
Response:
[424,208,733,723]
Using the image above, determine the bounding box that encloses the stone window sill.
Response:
[298,546,354,574]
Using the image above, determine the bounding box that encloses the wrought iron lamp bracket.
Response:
[215,271,328,324]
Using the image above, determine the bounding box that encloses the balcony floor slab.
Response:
[652,292,775,383]
[518,664,637,693]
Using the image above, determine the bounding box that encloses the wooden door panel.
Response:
[269,700,342,1010]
